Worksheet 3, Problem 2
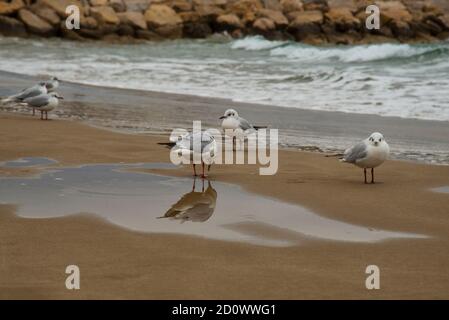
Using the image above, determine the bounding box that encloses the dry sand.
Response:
[0,113,449,299]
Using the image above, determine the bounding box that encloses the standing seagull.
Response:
[2,82,48,115]
[340,132,390,184]
[21,92,63,120]
[219,109,266,149]
[159,131,217,178]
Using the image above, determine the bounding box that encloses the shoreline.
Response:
[1,69,449,165]
[0,113,449,298]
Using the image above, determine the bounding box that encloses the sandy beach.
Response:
[1,109,449,299]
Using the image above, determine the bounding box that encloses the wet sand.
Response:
[1,70,449,164]
[1,113,449,299]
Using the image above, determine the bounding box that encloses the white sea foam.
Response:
[0,36,448,121]
[231,35,286,51]
[270,42,436,62]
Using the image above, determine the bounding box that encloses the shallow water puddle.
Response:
[432,186,449,194]
[0,157,58,168]
[0,160,426,247]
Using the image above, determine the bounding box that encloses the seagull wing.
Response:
[342,141,368,163]
[237,117,254,131]
[15,85,45,101]
[23,94,50,108]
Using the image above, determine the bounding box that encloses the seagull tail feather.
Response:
[157,142,176,148]
[325,153,344,158]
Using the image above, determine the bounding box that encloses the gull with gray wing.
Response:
[340,132,390,184]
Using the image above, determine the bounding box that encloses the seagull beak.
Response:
[58,96,64,100]
[219,116,226,119]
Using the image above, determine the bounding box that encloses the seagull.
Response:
[219,109,266,149]
[44,77,60,92]
[158,179,217,223]
[21,92,63,120]
[340,132,390,184]
[2,82,48,115]
[159,131,217,178]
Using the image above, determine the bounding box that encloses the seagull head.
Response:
[219,109,239,120]
[368,132,385,147]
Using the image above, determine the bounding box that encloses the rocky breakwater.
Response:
[0,0,448,44]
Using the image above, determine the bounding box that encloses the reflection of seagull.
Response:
[21,92,63,120]
[2,82,48,116]
[219,109,266,149]
[44,77,60,92]
[159,131,217,178]
[158,179,217,223]
[340,132,390,184]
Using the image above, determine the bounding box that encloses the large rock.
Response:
[38,0,84,17]
[280,0,303,14]
[327,0,358,11]
[302,0,327,11]
[89,0,108,6]
[216,14,244,30]
[193,0,227,7]
[179,11,201,23]
[288,10,323,40]
[80,15,99,29]
[289,9,323,27]
[18,8,55,35]
[195,5,224,20]
[0,15,27,37]
[124,0,151,12]
[90,6,120,25]
[117,11,147,30]
[227,0,264,23]
[109,0,126,12]
[375,1,413,24]
[325,8,360,31]
[264,0,282,11]
[30,4,61,26]
[0,0,25,15]
[144,4,183,38]
[172,0,193,12]
[144,4,182,27]
[257,9,288,28]
[183,21,212,38]
[253,17,276,32]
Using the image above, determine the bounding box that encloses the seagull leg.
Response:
[371,168,375,184]
[32,108,35,116]
[40,110,43,120]
[233,136,236,151]
[201,178,205,192]
[192,164,197,176]
[192,177,196,191]
[207,164,211,172]
[364,168,367,184]
[201,162,206,179]
[45,111,48,120]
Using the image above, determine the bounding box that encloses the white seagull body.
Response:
[341,132,390,183]
[172,131,217,177]
[22,92,63,120]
